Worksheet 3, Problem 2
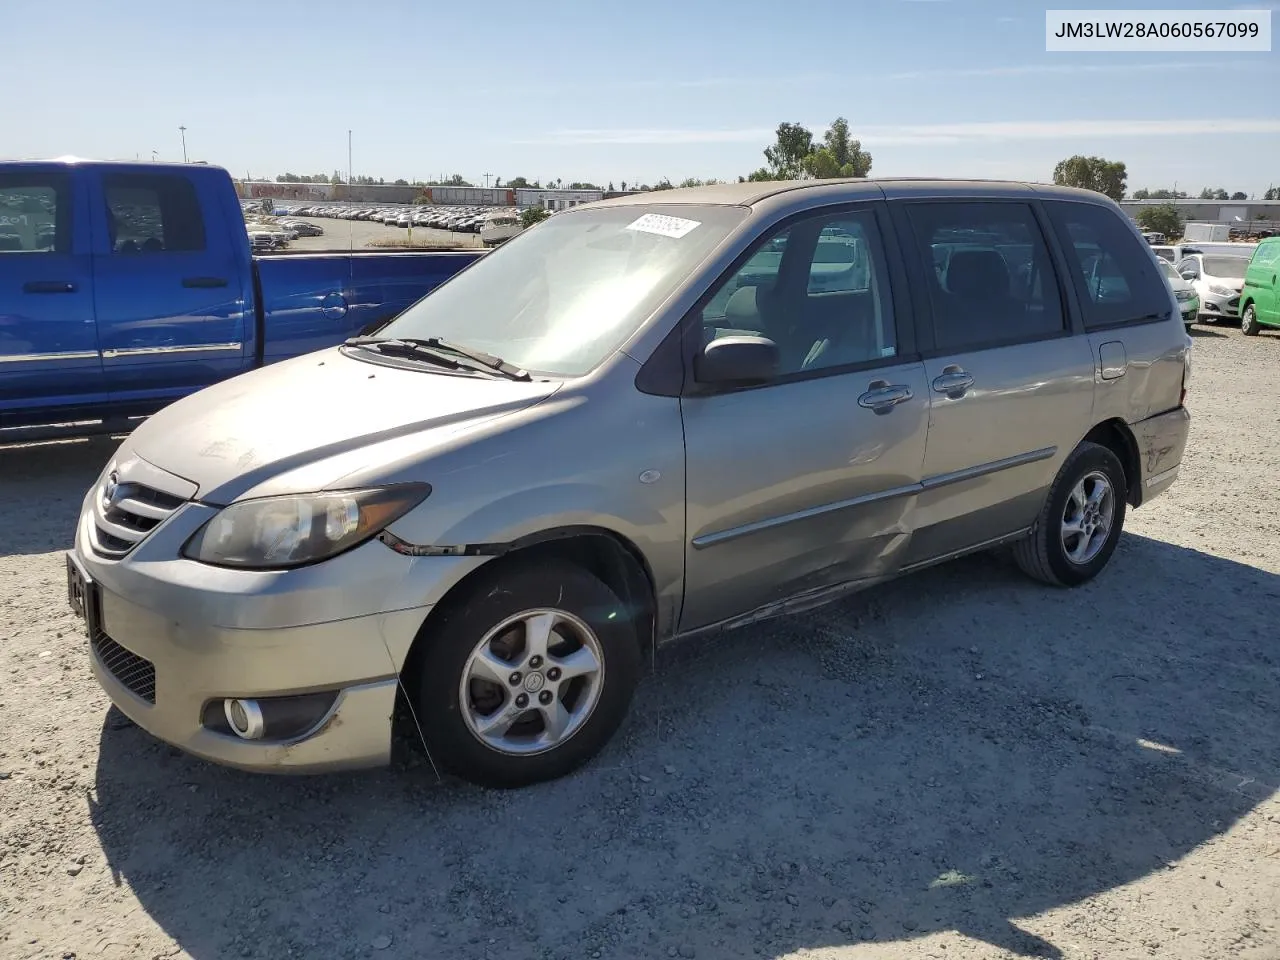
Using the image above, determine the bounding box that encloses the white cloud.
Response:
[888,59,1244,80]
[520,118,1280,147]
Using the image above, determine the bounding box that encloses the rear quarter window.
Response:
[1043,200,1171,330]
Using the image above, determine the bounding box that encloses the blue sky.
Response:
[7,0,1280,194]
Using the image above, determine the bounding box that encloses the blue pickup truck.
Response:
[1,160,482,443]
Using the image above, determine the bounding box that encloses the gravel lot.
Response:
[2,325,1278,960]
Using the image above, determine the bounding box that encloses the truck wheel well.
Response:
[1083,419,1142,507]
[401,528,657,682]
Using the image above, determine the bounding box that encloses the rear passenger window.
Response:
[104,174,206,254]
[1043,200,1171,329]
[0,173,71,254]
[903,201,1066,352]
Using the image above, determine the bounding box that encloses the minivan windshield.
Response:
[373,204,748,377]
[1203,256,1249,279]
[1158,259,1180,281]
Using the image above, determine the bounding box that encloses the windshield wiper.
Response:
[343,336,530,381]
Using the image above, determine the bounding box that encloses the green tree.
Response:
[507,176,531,189]
[393,178,408,186]
[1265,186,1280,201]
[1052,155,1127,201]
[1199,187,1229,200]
[568,181,600,190]
[607,181,615,192]
[806,116,872,178]
[1231,191,1248,201]
[1132,188,1187,200]
[762,122,815,179]
[1136,204,1182,239]
[650,178,674,191]
[520,206,551,228]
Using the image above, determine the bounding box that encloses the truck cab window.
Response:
[104,174,206,254]
[0,174,71,253]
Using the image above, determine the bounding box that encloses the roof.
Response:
[586,178,1114,210]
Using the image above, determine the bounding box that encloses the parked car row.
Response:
[279,203,512,234]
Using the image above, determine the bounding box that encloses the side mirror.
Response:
[1180,272,1197,281]
[695,336,780,386]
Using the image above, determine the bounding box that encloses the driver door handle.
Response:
[858,380,913,415]
[932,365,975,399]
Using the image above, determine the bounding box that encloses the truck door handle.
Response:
[23,281,77,294]
[932,366,974,399]
[182,276,229,288]
[857,380,913,414]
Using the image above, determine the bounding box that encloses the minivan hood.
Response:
[126,347,561,504]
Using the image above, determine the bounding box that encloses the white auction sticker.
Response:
[626,214,701,239]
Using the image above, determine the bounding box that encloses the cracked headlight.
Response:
[182,484,431,569]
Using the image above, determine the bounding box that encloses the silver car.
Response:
[67,180,1192,788]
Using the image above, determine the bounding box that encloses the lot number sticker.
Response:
[626,214,701,239]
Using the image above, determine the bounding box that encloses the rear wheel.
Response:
[1012,441,1127,587]
[412,559,641,788]
[1241,304,1261,336]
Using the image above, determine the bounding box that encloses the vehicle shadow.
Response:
[87,534,1279,959]
[0,438,118,557]
[1188,326,1226,338]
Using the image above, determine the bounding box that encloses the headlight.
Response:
[1174,289,1195,301]
[1209,283,1238,296]
[182,484,430,569]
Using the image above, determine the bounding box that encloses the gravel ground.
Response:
[2,324,1279,960]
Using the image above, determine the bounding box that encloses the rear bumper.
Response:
[1132,405,1190,506]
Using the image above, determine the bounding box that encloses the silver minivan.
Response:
[67,180,1192,788]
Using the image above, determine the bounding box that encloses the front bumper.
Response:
[71,491,487,774]
[1176,295,1199,324]
[1198,290,1241,319]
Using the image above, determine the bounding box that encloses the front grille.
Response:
[1228,297,1241,310]
[91,631,156,703]
[89,473,187,559]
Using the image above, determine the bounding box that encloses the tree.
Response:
[446,174,473,186]
[808,116,872,178]
[330,170,345,184]
[650,179,674,191]
[1231,191,1248,201]
[1051,155,1127,201]
[1132,188,1187,200]
[568,182,601,190]
[520,206,551,228]
[393,178,408,186]
[762,122,815,179]
[1265,187,1280,201]
[1136,203,1182,239]
[608,181,615,192]
[507,176,531,190]
[620,181,628,191]
[1199,187,1229,200]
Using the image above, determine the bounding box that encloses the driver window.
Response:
[697,210,897,376]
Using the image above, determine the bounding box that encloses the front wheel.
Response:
[1012,441,1127,587]
[1241,304,1262,336]
[411,559,641,788]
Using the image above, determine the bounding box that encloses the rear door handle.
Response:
[857,380,913,415]
[182,276,229,288]
[23,280,77,294]
[932,365,974,399]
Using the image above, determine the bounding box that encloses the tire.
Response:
[1012,441,1128,587]
[1241,303,1261,336]
[412,558,641,788]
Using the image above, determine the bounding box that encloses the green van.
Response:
[1240,236,1280,336]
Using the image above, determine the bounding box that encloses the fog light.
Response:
[224,698,264,740]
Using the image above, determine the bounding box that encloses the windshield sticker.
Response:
[626,214,701,239]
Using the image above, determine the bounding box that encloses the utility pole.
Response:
[179,125,188,163]
[347,130,352,185]
[483,172,492,188]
